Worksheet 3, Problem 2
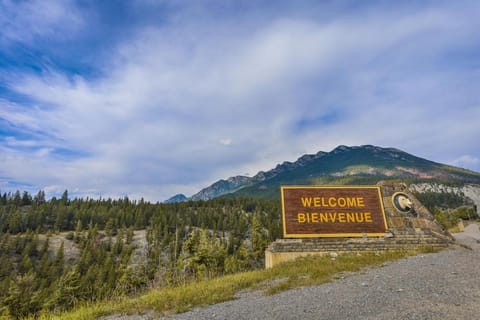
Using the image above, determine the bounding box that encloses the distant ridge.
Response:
[190,176,253,201]
[165,145,480,202]
[164,194,188,203]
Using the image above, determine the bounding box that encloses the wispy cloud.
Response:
[0,1,479,200]
[452,155,480,170]
[0,0,83,45]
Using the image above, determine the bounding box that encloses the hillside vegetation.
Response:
[40,249,436,320]
[0,188,474,319]
[0,191,279,318]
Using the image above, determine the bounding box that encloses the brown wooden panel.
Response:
[281,186,387,238]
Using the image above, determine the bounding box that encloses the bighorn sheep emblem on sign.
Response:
[392,192,415,215]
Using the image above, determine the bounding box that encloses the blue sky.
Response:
[1,0,479,201]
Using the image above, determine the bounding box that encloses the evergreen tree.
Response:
[180,229,226,280]
[250,214,268,268]
[0,192,7,205]
[22,191,32,206]
[54,242,65,275]
[61,190,69,206]
[13,190,22,206]
[34,190,46,205]
[48,269,81,311]
[4,273,40,318]
[105,218,117,237]
[18,254,34,275]
[115,267,147,296]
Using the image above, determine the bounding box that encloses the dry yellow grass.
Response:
[35,248,438,320]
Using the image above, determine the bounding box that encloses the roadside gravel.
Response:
[109,224,480,320]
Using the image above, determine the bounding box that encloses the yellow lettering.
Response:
[328,197,336,207]
[337,197,346,207]
[357,197,365,207]
[297,213,306,223]
[365,212,372,222]
[328,213,337,222]
[322,197,329,207]
[301,197,312,207]
[298,211,373,224]
[347,197,357,207]
[346,213,355,222]
[313,197,321,207]
[320,213,329,223]
[355,213,364,222]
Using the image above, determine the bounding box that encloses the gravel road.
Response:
[110,224,480,320]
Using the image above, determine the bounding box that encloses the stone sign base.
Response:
[265,182,453,269]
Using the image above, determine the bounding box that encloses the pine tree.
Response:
[34,190,46,205]
[61,190,69,206]
[225,242,250,273]
[49,269,81,311]
[181,229,227,280]
[13,190,22,206]
[126,227,134,244]
[54,242,65,275]
[0,192,7,205]
[18,254,34,275]
[115,266,147,296]
[250,214,268,268]
[21,191,32,206]
[7,210,22,233]
[105,217,117,237]
[4,273,40,318]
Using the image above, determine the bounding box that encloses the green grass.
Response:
[36,248,439,320]
[448,225,462,234]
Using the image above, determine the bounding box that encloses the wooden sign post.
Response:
[281,186,387,238]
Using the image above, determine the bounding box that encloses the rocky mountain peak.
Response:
[189,175,254,201]
[165,145,480,202]
[331,145,352,153]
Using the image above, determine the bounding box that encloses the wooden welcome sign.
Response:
[281,186,388,238]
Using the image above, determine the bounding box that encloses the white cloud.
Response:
[452,155,480,169]
[219,139,232,146]
[0,0,83,45]
[1,1,479,200]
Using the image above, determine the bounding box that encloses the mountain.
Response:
[190,176,253,201]
[168,145,480,202]
[164,193,188,203]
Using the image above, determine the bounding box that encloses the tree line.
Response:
[0,190,281,318]
[1,188,473,318]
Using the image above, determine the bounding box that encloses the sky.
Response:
[0,0,479,202]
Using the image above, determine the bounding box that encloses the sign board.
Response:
[281,186,387,238]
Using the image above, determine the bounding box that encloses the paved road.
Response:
[108,224,480,320]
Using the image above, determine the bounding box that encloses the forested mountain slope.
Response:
[169,145,480,201]
[0,194,279,318]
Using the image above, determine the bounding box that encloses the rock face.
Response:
[265,182,453,268]
[253,151,327,182]
[190,176,253,201]
[410,183,480,216]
